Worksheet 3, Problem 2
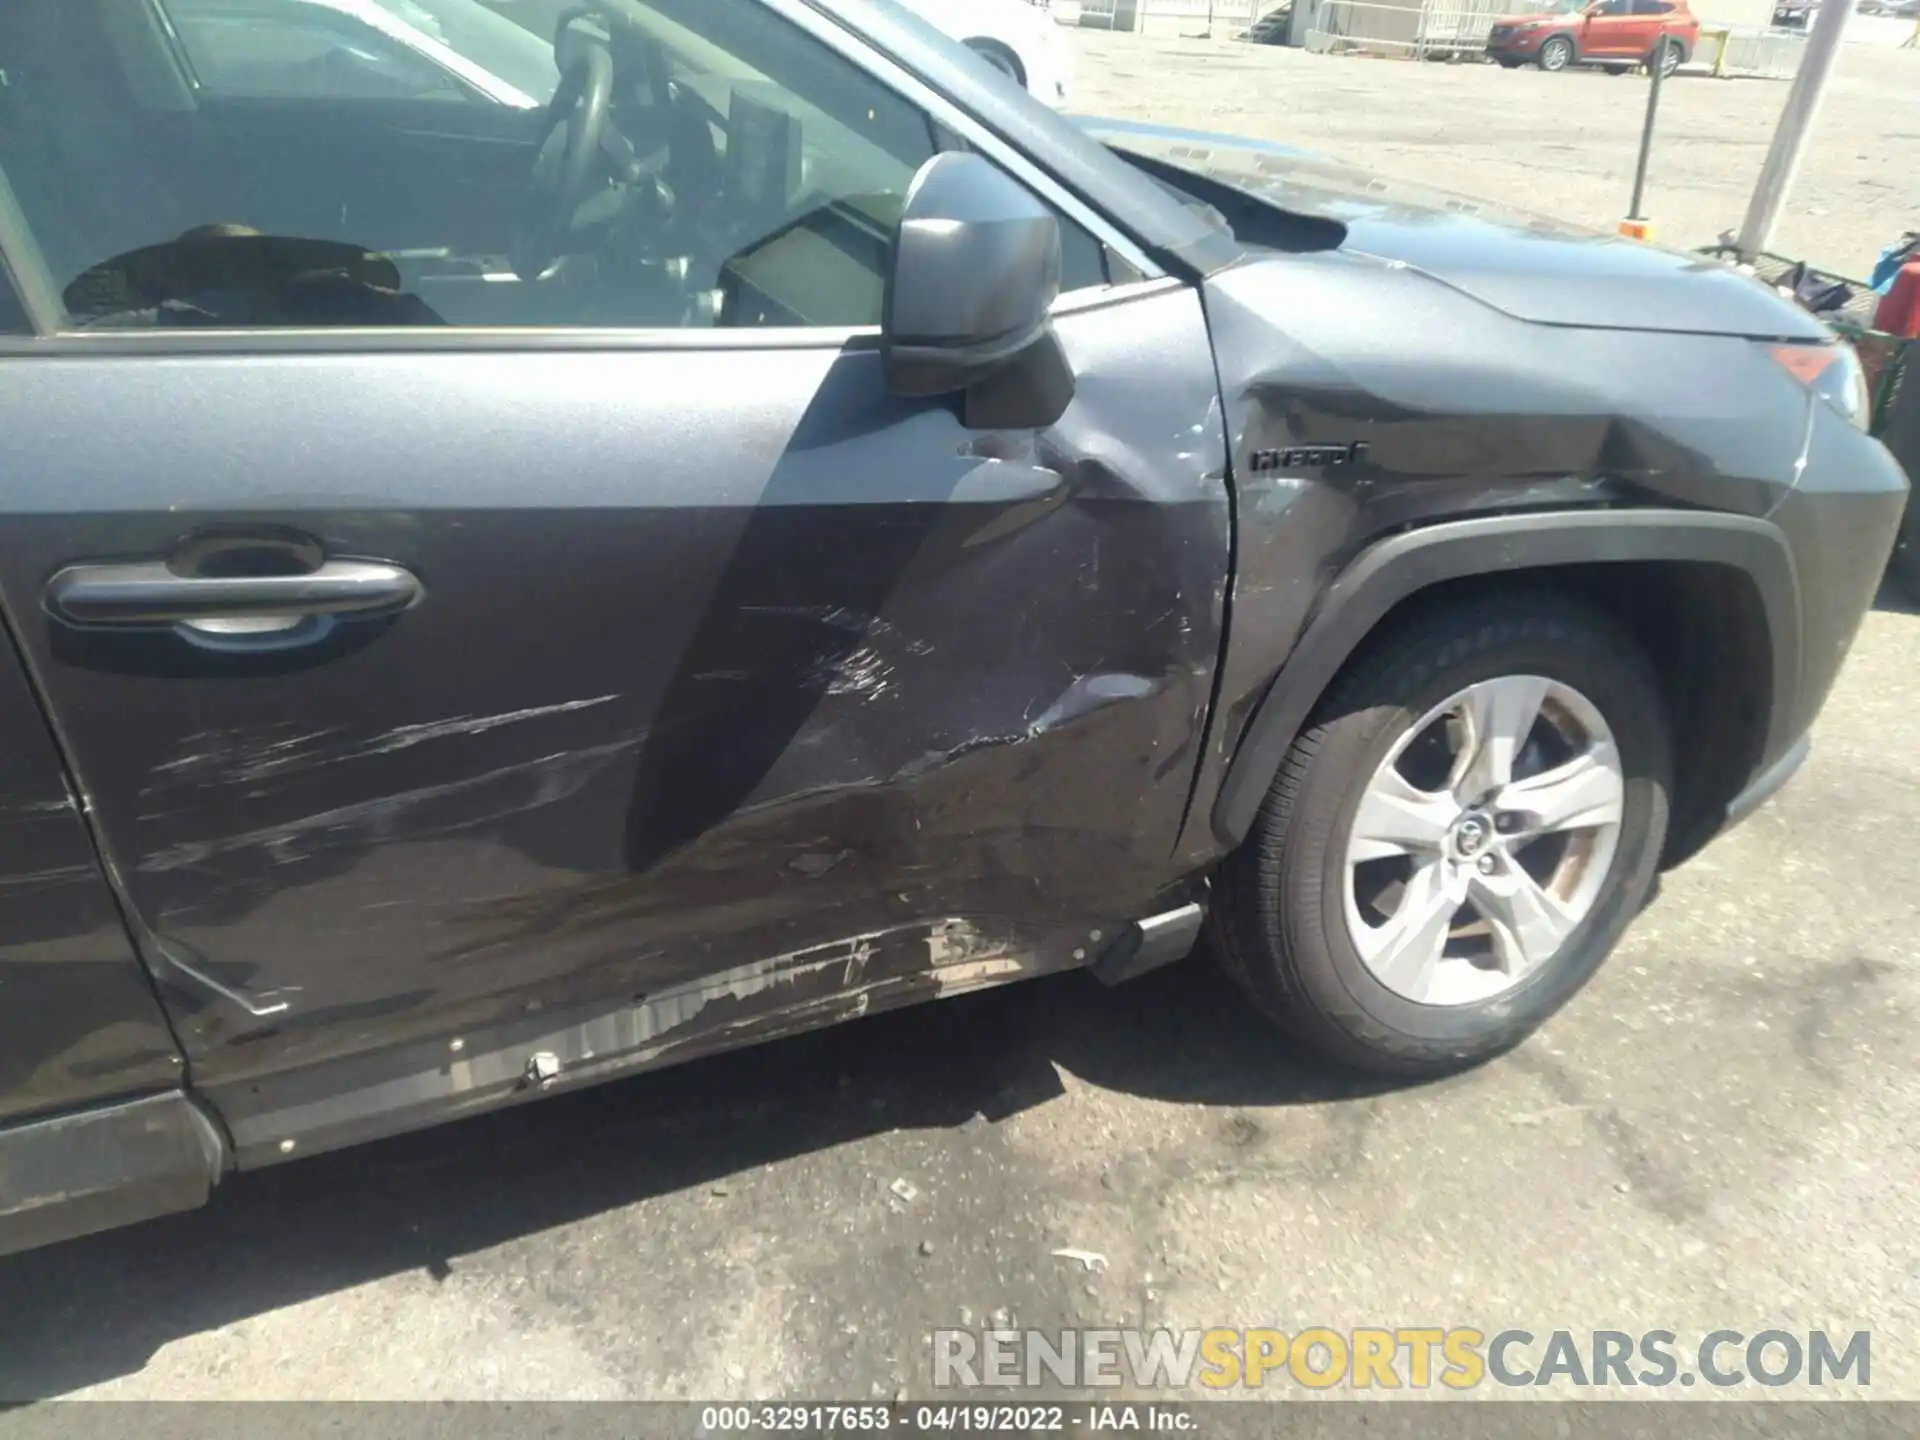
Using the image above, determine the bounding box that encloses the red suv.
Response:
[1486,0,1699,74]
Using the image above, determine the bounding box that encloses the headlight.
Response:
[1769,340,1872,430]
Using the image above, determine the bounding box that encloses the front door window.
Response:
[0,0,1106,335]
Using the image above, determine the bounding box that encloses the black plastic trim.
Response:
[1211,508,1804,847]
[1723,731,1810,830]
[0,1091,225,1256]
[1092,900,1205,986]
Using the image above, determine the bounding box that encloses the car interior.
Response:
[0,0,1107,332]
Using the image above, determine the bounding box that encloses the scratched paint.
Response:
[7,283,1230,1109]
[740,605,937,657]
[145,696,621,792]
[810,646,894,700]
[139,736,640,873]
[215,918,1053,1164]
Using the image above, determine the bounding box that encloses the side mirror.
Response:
[883,153,1076,429]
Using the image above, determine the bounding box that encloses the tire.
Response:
[1652,37,1684,75]
[1496,57,1521,67]
[965,39,1026,88]
[1537,34,1574,70]
[1207,593,1672,1078]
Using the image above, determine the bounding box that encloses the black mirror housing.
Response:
[883,153,1075,428]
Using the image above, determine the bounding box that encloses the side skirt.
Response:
[205,916,1106,1169]
[0,1091,226,1256]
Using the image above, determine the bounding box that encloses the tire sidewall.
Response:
[1284,630,1669,1060]
[1540,36,1573,69]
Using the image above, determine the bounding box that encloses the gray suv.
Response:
[0,0,1904,1256]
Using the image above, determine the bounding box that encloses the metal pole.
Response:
[1626,38,1668,221]
[1735,0,1854,257]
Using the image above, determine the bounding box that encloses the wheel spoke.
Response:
[1453,675,1550,801]
[1499,742,1624,836]
[1468,863,1578,978]
[1357,860,1465,1001]
[1349,765,1460,862]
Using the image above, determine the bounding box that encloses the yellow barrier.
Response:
[1700,25,1733,75]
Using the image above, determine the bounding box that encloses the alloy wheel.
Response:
[1341,674,1625,1007]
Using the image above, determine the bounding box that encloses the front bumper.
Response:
[1768,405,1910,745]
[1485,28,1546,57]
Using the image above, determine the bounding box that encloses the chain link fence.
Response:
[1293,0,1496,56]
[1072,0,1264,30]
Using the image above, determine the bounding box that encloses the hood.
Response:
[1489,11,1574,23]
[1075,118,1830,342]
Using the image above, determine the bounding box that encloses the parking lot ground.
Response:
[1068,31,1920,280]
[2,35,1917,1405]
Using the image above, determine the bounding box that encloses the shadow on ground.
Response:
[0,959,1397,1399]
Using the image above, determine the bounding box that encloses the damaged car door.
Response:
[0,0,1228,1163]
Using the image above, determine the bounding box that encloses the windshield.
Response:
[368,0,559,101]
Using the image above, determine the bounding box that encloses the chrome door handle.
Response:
[45,558,422,628]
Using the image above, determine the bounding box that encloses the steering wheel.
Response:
[513,42,614,282]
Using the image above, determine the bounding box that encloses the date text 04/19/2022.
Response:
[695,1404,1197,1433]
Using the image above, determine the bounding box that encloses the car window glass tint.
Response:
[1059,219,1109,292]
[166,0,470,102]
[0,0,1084,333]
[0,269,27,334]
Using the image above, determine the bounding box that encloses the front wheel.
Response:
[1537,35,1575,70]
[1208,594,1672,1077]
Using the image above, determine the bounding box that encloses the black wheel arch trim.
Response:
[1209,508,1803,849]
